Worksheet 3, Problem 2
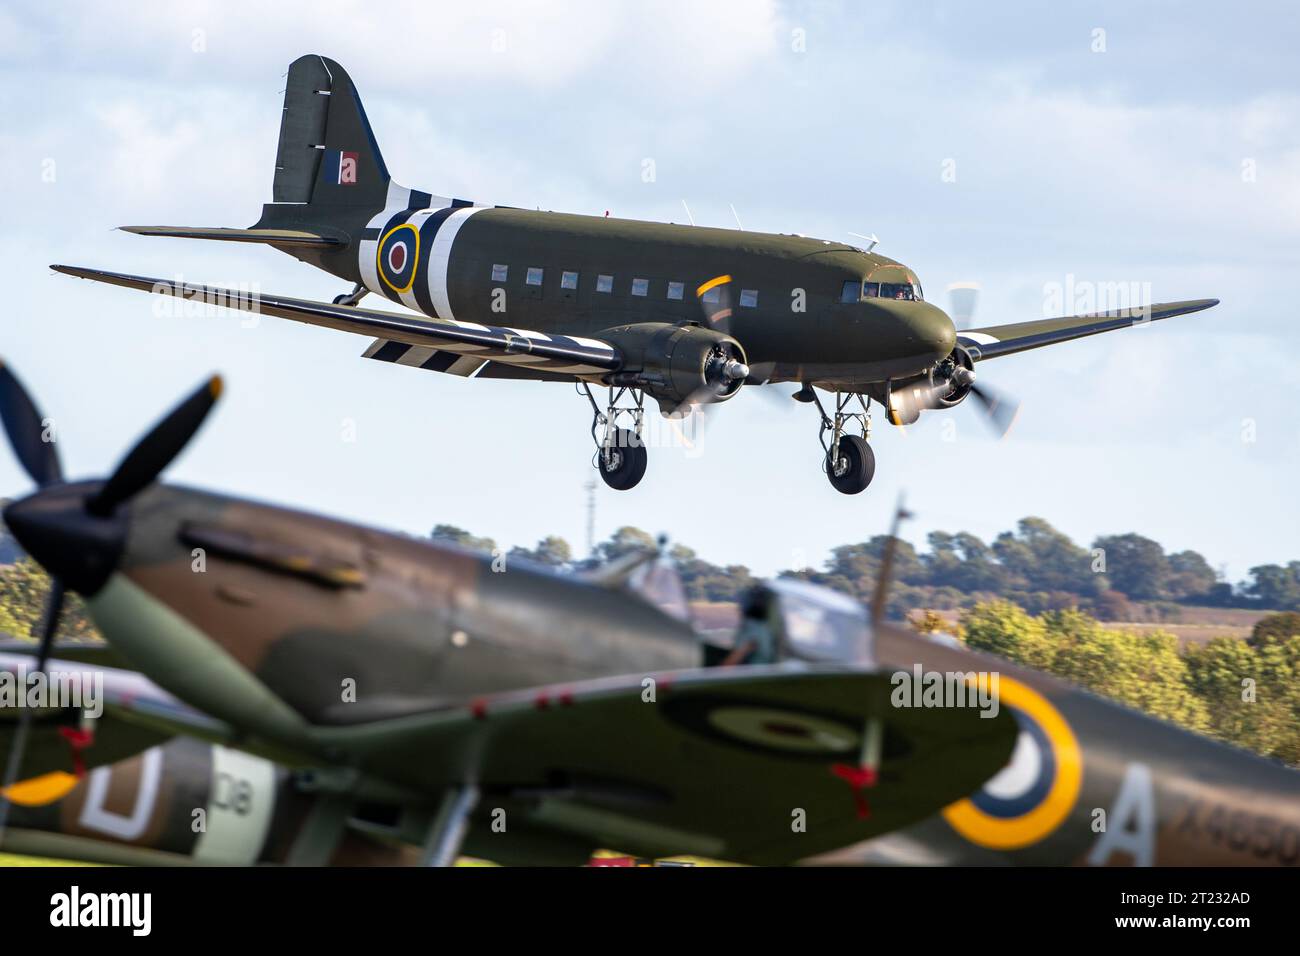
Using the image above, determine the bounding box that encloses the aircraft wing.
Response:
[0,651,234,789]
[958,298,1219,360]
[51,266,622,378]
[331,664,1016,865]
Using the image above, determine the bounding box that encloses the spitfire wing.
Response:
[0,651,234,785]
[51,266,622,379]
[958,298,1219,361]
[334,664,1016,865]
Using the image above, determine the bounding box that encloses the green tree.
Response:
[1093,533,1169,601]
[0,559,99,642]
[430,524,497,554]
[1245,562,1300,611]
[1165,550,1217,601]
[960,600,1057,671]
[507,535,573,568]
[1185,637,1300,763]
[1248,611,1300,649]
[588,526,657,566]
[994,518,1098,596]
[1051,627,1208,730]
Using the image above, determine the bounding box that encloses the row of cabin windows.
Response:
[492,264,759,308]
[840,279,924,303]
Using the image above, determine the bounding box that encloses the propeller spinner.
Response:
[0,362,221,835]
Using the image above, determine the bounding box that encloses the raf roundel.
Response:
[941,676,1082,850]
[377,222,420,294]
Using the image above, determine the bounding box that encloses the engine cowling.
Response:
[603,323,750,415]
[883,345,977,425]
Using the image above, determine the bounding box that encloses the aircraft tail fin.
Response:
[271,54,393,209]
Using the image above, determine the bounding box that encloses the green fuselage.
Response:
[275,201,958,389]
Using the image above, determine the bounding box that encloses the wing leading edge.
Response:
[51,265,622,379]
[958,298,1219,361]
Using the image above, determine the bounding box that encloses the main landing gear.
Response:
[808,389,876,495]
[331,282,367,307]
[581,384,648,491]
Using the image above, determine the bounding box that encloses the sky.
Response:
[0,1,1297,583]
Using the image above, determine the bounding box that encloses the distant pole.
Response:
[585,478,597,557]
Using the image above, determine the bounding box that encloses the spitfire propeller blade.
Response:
[0,362,62,487]
[87,375,222,516]
[0,365,224,839]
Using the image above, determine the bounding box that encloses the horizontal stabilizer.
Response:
[119,226,342,247]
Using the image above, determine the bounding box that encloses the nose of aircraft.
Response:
[3,483,127,596]
[909,302,957,363]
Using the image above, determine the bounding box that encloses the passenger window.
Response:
[596,274,613,293]
[702,286,721,305]
[491,264,508,283]
[631,277,649,297]
[561,271,579,290]
[841,280,859,303]
[526,267,544,287]
[667,281,684,301]
[862,281,879,298]
[739,289,758,308]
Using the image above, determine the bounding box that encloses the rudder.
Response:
[273,54,391,208]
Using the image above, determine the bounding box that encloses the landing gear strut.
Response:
[809,388,876,495]
[581,384,648,491]
[332,283,367,307]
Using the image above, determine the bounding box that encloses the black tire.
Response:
[332,293,349,305]
[826,435,875,495]
[597,429,648,490]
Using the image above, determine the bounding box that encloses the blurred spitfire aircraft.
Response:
[0,363,1014,865]
[53,54,1218,495]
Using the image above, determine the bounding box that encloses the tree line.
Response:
[953,601,1300,766]
[432,516,1300,620]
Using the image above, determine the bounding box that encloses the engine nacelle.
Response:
[881,346,976,425]
[930,345,977,408]
[603,322,749,415]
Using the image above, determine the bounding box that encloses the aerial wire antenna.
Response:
[848,231,880,252]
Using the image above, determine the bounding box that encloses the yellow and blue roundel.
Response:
[941,676,1082,850]
[377,222,420,294]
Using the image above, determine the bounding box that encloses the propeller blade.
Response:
[0,577,66,838]
[946,281,981,331]
[33,577,66,671]
[0,361,62,486]
[869,496,912,630]
[697,274,735,336]
[87,375,222,516]
[970,382,1021,438]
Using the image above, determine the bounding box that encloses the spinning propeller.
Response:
[0,361,221,834]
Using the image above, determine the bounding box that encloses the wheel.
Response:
[826,435,875,495]
[332,293,350,305]
[597,428,648,490]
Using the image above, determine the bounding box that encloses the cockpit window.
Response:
[879,282,917,301]
[843,280,920,303]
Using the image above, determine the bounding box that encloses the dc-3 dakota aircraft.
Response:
[53,54,1219,494]
[0,362,1016,865]
[0,365,1294,866]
